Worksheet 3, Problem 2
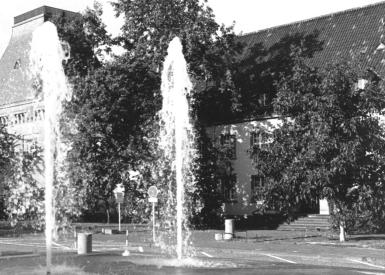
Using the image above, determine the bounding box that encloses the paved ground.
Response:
[2,252,385,275]
[0,229,384,274]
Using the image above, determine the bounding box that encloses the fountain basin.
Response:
[119,256,241,269]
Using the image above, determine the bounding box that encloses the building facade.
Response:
[208,1,385,217]
[0,6,77,149]
[206,118,282,216]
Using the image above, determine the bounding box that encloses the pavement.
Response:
[0,228,384,274]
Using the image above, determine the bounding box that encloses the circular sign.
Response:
[114,183,125,194]
[148,186,158,198]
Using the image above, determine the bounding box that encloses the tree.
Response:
[5,148,44,230]
[47,4,118,224]
[112,0,243,120]
[61,0,243,225]
[0,125,17,219]
[63,61,159,223]
[0,130,45,231]
[50,3,112,77]
[0,5,111,229]
[189,123,228,228]
[253,59,385,241]
[230,31,324,121]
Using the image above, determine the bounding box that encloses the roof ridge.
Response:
[240,0,385,38]
[14,5,79,25]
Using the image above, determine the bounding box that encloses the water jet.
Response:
[30,21,72,274]
[158,37,196,260]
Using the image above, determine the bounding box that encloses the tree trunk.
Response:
[339,221,346,242]
[106,208,110,224]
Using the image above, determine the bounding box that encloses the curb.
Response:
[0,253,40,260]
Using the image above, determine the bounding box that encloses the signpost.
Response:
[148,186,158,243]
[113,184,125,232]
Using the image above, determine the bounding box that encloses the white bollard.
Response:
[215,233,223,241]
[224,219,234,240]
[122,229,130,256]
[77,233,92,254]
[73,229,77,249]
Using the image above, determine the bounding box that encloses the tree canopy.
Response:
[60,0,245,223]
[50,4,112,76]
[112,0,243,121]
[0,125,17,219]
[253,60,385,233]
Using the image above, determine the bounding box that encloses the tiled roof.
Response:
[0,6,79,107]
[239,1,385,76]
[0,31,35,107]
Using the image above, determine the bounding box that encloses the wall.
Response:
[0,7,76,147]
[206,117,282,216]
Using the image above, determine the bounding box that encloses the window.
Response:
[219,174,237,202]
[250,130,271,150]
[0,116,8,125]
[34,109,45,121]
[14,112,26,124]
[14,59,21,70]
[220,133,236,159]
[251,175,264,203]
[258,93,268,107]
[356,78,368,90]
[22,136,38,152]
[376,42,385,51]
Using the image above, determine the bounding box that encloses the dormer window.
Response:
[355,70,381,90]
[356,78,368,90]
[14,59,21,69]
[376,43,385,51]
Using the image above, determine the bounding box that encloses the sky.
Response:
[0,0,383,56]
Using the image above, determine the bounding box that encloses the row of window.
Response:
[218,174,265,203]
[0,109,45,125]
[220,130,272,160]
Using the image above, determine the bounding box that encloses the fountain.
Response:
[2,30,245,275]
[158,37,197,260]
[28,28,198,272]
[30,22,72,274]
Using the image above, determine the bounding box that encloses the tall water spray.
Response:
[159,37,196,260]
[30,22,72,274]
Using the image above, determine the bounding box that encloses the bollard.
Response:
[122,229,130,256]
[214,233,223,241]
[125,229,129,247]
[73,229,77,249]
[122,229,143,256]
[224,219,234,240]
[77,233,92,255]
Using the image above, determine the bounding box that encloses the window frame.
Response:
[250,130,271,150]
[250,175,264,203]
[218,174,237,202]
[220,133,237,160]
